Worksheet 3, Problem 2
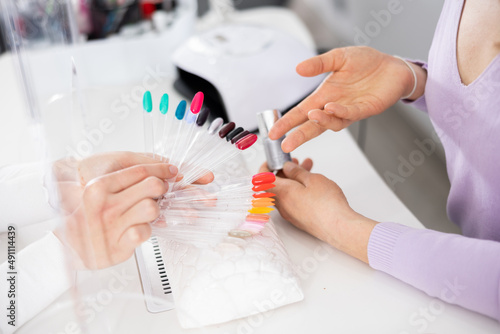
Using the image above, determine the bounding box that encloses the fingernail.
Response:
[169,165,178,175]
[324,108,335,114]
[308,110,319,123]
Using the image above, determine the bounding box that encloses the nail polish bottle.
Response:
[257,109,292,171]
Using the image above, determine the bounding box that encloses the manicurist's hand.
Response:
[52,152,214,269]
[269,46,427,153]
[260,159,379,263]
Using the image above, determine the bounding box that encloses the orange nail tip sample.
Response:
[253,192,276,198]
[252,199,275,207]
[252,183,275,191]
[246,214,270,222]
[252,172,276,185]
[248,207,274,214]
[236,134,258,150]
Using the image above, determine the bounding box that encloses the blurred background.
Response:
[0,0,457,235]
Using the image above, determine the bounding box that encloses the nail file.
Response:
[135,236,174,313]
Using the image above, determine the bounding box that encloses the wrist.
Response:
[328,213,379,264]
[393,56,427,101]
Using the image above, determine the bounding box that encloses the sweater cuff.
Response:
[368,222,412,273]
[401,59,428,112]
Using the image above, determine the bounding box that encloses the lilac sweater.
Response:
[367,0,500,321]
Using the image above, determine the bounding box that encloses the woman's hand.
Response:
[56,163,177,269]
[260,159,378,263]
[269,46,426,153]
[52,152,214,269]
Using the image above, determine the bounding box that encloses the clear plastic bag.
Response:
[152,220,303,328]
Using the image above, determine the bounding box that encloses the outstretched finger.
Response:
[89,163,177,194]
[296,48,347,77]
[281,120,325,153]
[307,109,351,132]
[324,102,370,122]
[268,92,326,140]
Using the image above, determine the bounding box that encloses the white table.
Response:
[1,18,499,334]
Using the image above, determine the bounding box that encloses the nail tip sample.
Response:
[236,134,258,150]
[196,107,210,126]
[159,93,169,114]
[219,122,236,138]
[226,127,244,142]
[143,91,153,112]
[190,91,204,114]
[175,100,187,120]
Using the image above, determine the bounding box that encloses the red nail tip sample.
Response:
[252,173,276,185]
[252,183,275,191]
[253,192,276,198]
[236,134,257,150]
[190,92,204,114]
[219,122,235,138]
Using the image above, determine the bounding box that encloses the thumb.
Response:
[296,48,346,77]
[282,161,311,186]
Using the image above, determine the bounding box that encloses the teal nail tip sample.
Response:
[175,100,187,120]
[143,91,153,112]
[160,94,169,114]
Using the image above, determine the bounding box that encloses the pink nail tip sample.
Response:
[236,134,257,150]
[190,92,204,114]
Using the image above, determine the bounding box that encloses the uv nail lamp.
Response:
[172,24,324,130]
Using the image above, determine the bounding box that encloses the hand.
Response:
[52,152,214,269]
[52,152,214,214]
[269,46,426,152]
[259,159,378,263]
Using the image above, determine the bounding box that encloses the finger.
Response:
[296,48,346,77]
[118,223,152,249]
[307,109,350,132]
[272,175,301,200]
[119,198,161,226]
[259,162,271,174]
[324,102,365,122]
[282,161,311,186]
[281,120,325,153]
[301,158,313,172]
[292,158,299,164]
[92,163,177,193]
[268,93,325,140]
[112,177,166,215]
[193,172,214,184]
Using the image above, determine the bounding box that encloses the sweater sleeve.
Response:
[0,232,76,333]
[368,222,500,321]
[0,163,58,231]
[401,59,429,112]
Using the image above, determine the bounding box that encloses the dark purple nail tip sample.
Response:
[219,122,235,138]
[226,127,244,142]
[196,107,210,126]
[230,130,250,144]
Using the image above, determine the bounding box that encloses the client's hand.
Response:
[269,46,424,152]
[259,159,378,263]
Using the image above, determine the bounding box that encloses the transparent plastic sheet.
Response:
[151,158,304,328]
[153,217,303,329]
[0,0,199,333]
